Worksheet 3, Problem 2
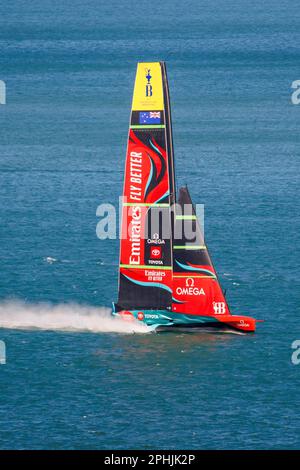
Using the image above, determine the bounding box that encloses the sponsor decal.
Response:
[176,286,206,296]
[148,259,163,265]
[147,233,165,245]
[176,277,206,296]
[213,302,226,314]
[137,311,144,321]
[132,63,163,111]
[145,68,152,97]
[120,311,134,321]
[145,270,166,282]
[238,319,250,328]
[150,246,162,259]
[145,314,159,319]
[147,235,164,265]
[129,205,142,265]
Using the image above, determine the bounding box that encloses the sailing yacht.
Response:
[112,62,257,332]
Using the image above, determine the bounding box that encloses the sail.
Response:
[117,62,175,310]
[172,186,231,316]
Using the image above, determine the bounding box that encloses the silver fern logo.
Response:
[0,80,6,104]
[0,340,6,364]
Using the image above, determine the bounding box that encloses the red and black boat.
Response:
[112,62,257,333]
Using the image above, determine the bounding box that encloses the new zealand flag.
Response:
[139,111,161,124]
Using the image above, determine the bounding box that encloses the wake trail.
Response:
[0,300,151,334]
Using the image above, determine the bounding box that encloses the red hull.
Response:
[214,315,256,332]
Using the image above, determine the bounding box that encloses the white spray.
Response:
[0,300,151,334]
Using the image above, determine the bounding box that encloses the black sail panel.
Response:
[172,186,231,316]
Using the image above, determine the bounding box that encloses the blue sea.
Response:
[0,0,299,450]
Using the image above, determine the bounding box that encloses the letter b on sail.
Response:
[146,84,153,97]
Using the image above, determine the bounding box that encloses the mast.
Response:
[161,62,176,206]
[116,62,175,311]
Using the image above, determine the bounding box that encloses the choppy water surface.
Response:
[0,0,299,449]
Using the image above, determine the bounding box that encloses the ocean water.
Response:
[0,0,299,449]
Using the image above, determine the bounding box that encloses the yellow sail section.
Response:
[132,62,164,111]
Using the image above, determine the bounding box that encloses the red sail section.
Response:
[124,131,170,206]
[117,62,174,310]
[172,187,230,318]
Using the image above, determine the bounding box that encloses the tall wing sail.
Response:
[172,186,231,316]
[117,62,175,310]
